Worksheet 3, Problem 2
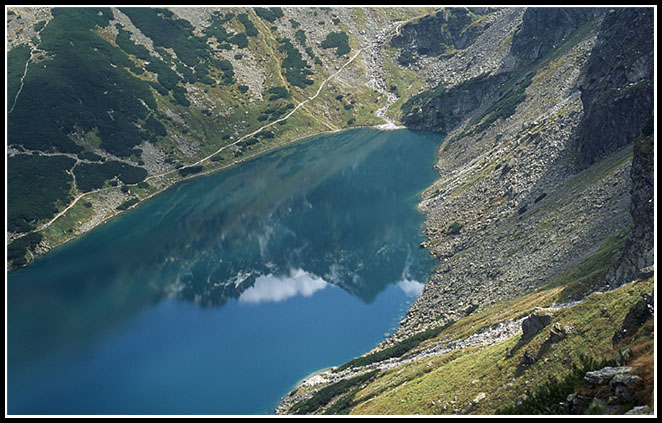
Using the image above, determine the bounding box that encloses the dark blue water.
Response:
[7,128,441,415]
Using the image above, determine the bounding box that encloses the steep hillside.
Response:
[278,6,655,415]
[6,6,432,269]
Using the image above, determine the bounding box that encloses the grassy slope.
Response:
[349,277,654,415]
[314,238,653,414]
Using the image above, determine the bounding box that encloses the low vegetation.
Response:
[334,320,456,372]
[7,232,43,268]
[496,355,618,414]
[278,37,314,88]
[8,154,75,233]
[320,31,351,56]
[74,161,148,192]
[253,7,283,23]
[290,371,380,415]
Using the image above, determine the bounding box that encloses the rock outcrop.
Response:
[575,8,654,169]
[606,131,655,288]
[560,366,644,414]
[521,313,552,339]
[612,290,654,346]
[509,7,602,66]
[390,7,492,57]
[401,72,511,133]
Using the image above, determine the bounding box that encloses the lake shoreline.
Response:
[9,123,408,273]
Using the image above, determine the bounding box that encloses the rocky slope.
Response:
[278,6,654,415]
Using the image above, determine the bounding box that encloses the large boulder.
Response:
[584,366,633,386]
[521,313,552,339]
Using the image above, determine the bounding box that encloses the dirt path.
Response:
[144,47,365,183]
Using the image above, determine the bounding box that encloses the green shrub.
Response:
[253,7,283,23]
[496,355,618,415]
[294,29,307,46]
[10,8,157,157]
[473,73,533,133]
[228,32,248,49]
[257,130,274,139]
[8,154,75,233]
[144,116,167,137]
[115,26,151,60]
[278,38,313,88]
[268,86,290,100]
[397,50,415,66]
[446,222,463,235]
[8,232,43,268]
[116,197,139,211]
[320,31,350,56]
[7,44,31,106]
[237,13,258,36]
[172,85,191,106]
[74,160,147,192]
[178,165,204,177]
[33,20,47,32]
[119,8,210,67]
[334,321,455,373]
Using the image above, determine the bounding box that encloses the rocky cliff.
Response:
[390,7,494,57]
[606,128,655,288]
[575,8,654,168]
[575,8,655,288]
[509,7,603,66]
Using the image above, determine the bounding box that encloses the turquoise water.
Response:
[7,128,441,415]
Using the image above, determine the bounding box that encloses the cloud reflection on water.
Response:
[397,279,425,298]
[238,269,328,304]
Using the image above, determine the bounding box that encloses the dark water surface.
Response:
[7,128,442,415]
